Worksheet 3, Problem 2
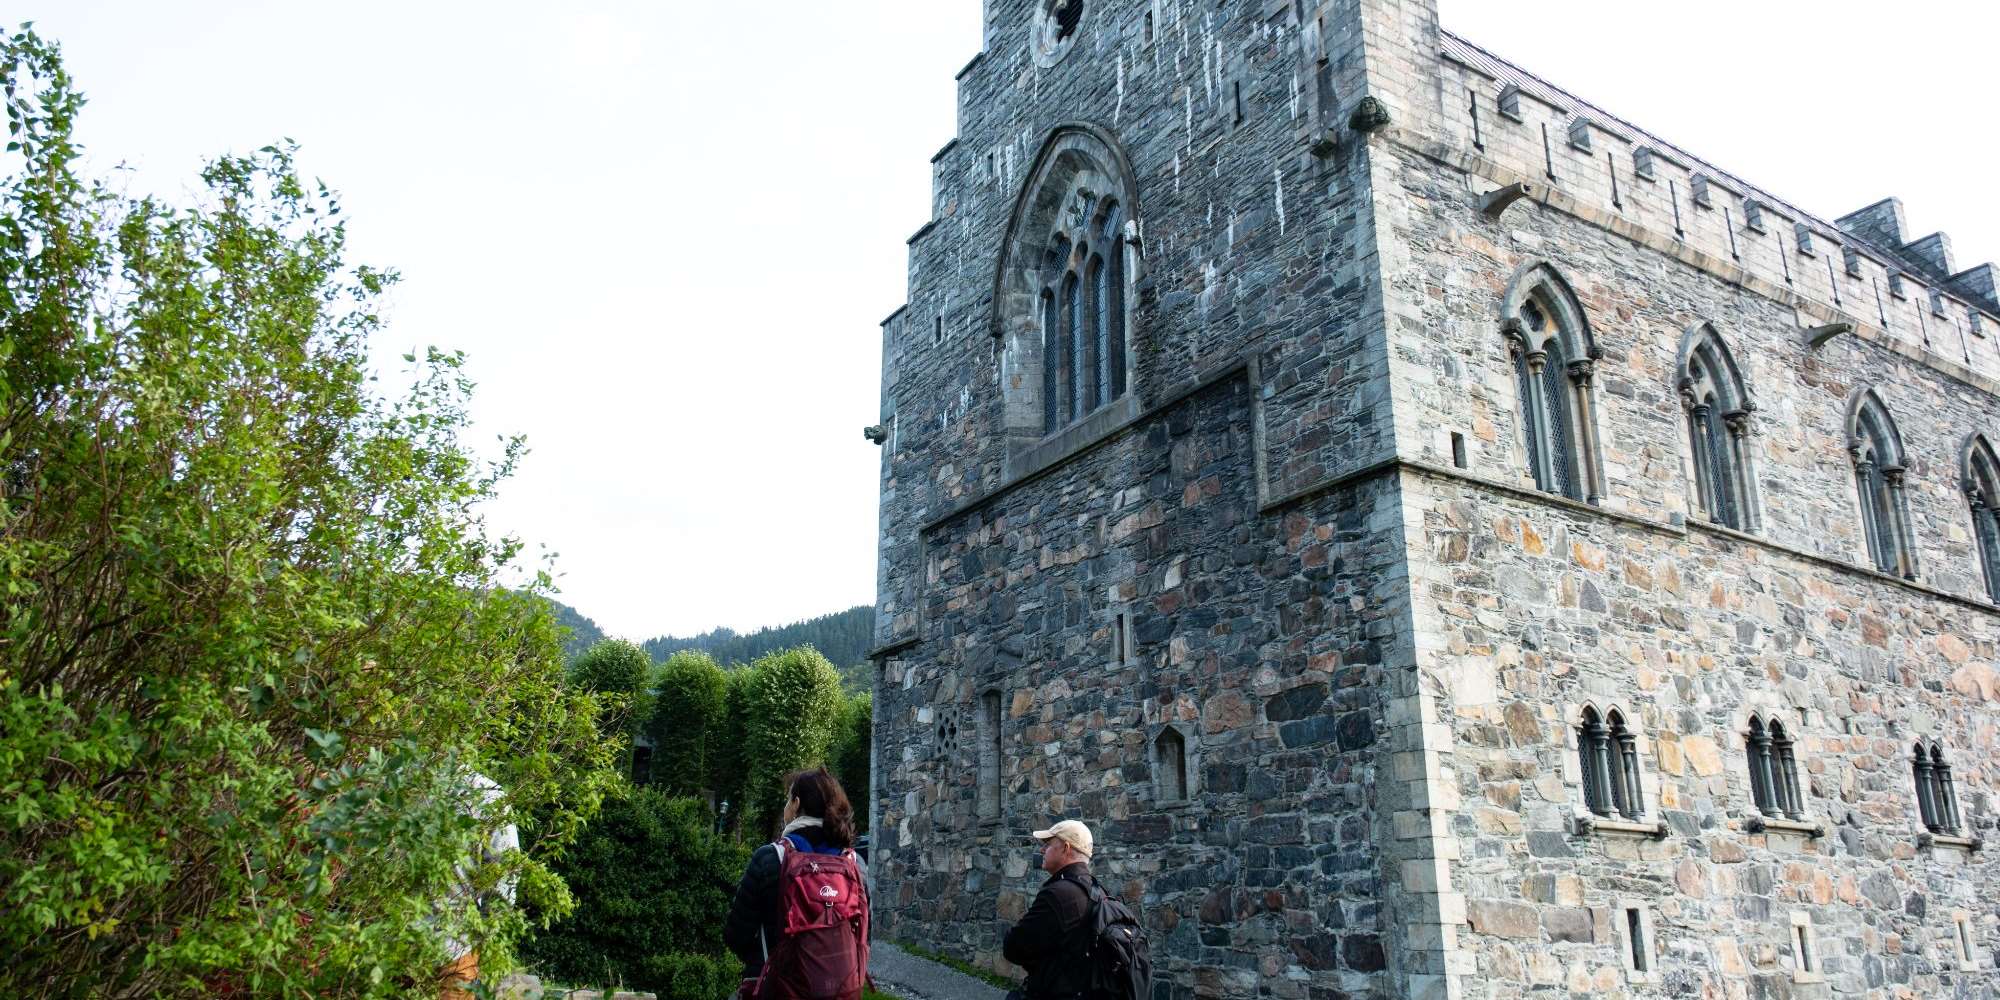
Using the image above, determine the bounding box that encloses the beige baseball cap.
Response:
[1031,819,1094,857]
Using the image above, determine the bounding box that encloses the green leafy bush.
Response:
[736,647,847,837]
[0,28,618,996]
[571,638,655,747]
[826,693,873,832]
[523,790,747,998]
[645,651,730,797]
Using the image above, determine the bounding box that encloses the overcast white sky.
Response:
[30,2,1997,640]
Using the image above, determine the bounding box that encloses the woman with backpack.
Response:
[724,767,871,1000]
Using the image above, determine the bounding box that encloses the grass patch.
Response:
[890,941,1017,992]
[864,989,900,1000]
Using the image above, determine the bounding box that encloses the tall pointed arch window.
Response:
[1678,323,1759,531]
[993,126,1141,455]
[1848,389,1917,579]
[1912,740,1962,834]
[1962,434,2000,602]
[1501,263,1605,504]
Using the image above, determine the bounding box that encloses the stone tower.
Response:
[868,2,1999,998]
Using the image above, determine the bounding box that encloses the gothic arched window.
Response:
[1847,389,1916,579]
[1579,706,1645,820]
[1502,263,1604,504]
[1912,740,1962,834]
[993,126,1141,452]
[1962,434,2000,602]
[1678,323,1759,531]
[1746,714,1804,820]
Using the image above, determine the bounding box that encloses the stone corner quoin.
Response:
[866,2,2000,999]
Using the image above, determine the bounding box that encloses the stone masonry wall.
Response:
[871,1,1438,997]
[874,381,1413,999]
[1367,23,2000,1000]
[875,1,2000,998]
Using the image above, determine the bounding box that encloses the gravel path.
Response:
[869,941,1010,1000]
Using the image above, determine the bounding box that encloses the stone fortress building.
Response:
[866,1,1998,997]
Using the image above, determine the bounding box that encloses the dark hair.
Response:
[787,766,856,848]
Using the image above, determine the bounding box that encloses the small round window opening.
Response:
[1031,0,1085,67]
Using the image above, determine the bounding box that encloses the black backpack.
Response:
[1061,873,1152,1000]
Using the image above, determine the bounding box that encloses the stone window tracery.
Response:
[1913,739,1962,835]
[1746,714,1804,820]
[1678,322,1759,531]
[1501,263,1605,504]
[1031,0,1085,67]
[1578,706,1644,820]
[993,126,1141,459]
[1847,388,1917,579]
[1962,434,2000,602]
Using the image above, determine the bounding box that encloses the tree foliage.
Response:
[0,28,618,997]
[644,651,730,798]
[521,790,746,1000]
[545,598,608,661]
[642,606,873,689]
[825,693,872,833]
[735,648,847,838]
[570,638,652,741]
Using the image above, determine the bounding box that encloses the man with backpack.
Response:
[1002,820,1150,1000]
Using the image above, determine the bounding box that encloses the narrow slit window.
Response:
[1792,917,1819,979]
[1955,914,1976,969]
[1625,907,1649,973]
[1112,612,1133,665]
[1451,432,1468,469]
[1155,728,1188,803]
[1232,80,1244,124]
[977,691,1002,820]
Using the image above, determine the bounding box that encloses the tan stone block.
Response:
[1572,541,1605,571]
[1202,689,1251,733]
[1528,952,1563,986]
[1714,935,1745,975]
[1950,664,2000,702]
[1938,633,1972,664]
[1523,521,1545,555]
[1655,735,1685,776]
[1676,859,1708,898]
[1466,899,1540,939]
[1681,735,1723,776]
[1476,807,1523,835]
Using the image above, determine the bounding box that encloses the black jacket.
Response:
[722,830,862,975]
[1002,863,1096,1000]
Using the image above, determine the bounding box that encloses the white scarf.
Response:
[780,816,823,838]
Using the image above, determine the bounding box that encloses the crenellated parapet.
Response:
[1430,31,2000,381]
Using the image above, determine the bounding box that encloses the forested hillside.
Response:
[643,605,873,672]
[546,599,609,660]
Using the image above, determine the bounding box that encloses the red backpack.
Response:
[749,839,870,1000]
